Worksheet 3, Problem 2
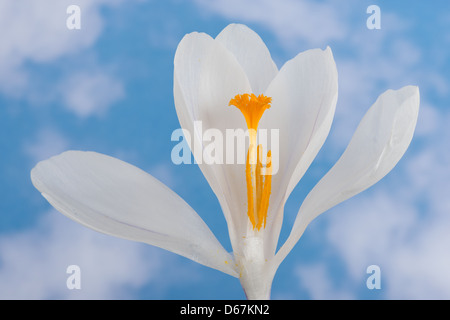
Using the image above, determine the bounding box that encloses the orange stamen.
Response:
[229,93,273,231]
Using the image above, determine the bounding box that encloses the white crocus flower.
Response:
[31,24,419,300]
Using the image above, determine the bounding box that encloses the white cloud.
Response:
[326,191,419,282]
[0,211,162,299]
[413,102,441,137]
[386,218,450,299]
[60,71,125,118]
[323,190,450,299]
[0,0,126,118]
[24,128,70,163]
[295,263,355,300]
[0,0,112,94]
[194,0,349,48]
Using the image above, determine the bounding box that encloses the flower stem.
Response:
[237,234,274,300]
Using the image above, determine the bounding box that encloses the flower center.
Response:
[229,93,272,231]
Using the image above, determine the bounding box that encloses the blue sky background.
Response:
[0,0,449,299]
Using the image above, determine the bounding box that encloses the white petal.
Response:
[260,47,338,255]
[215,23,278,95]
[30,151,239,277]
[174,31,254,248]
[275,86,420,266]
